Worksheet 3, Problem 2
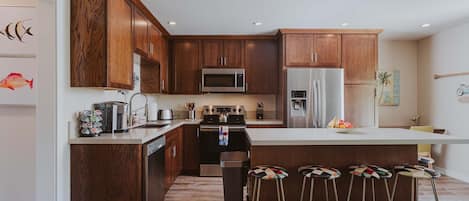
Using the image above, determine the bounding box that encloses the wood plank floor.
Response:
[165,176,469,201]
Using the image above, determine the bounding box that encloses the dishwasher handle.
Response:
[146,136,166,156]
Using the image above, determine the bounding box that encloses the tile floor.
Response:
[165,176,469,201]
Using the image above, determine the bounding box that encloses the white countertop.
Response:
[246,128,469,146]
[69,119,201,145]
[69,118,284,145]
[245,119,283,125]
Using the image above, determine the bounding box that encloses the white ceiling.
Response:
[143,0,469,40]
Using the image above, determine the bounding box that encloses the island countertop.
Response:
[246,128,469,146]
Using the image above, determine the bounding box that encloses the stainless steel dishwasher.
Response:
[144,136,166,201]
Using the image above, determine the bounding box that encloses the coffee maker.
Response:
[93,101,129,133]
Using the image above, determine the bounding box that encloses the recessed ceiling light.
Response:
[253,21,263,26]
[421,23,431,28]
[341,23,349,27]
[168,21,176,26]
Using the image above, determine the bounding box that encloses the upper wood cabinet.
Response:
[202,40,244,67]
[284,34,341,67]
[133,8,149,55]
[71,0,134,89]
[245,39,278,94]
[342,34,377,84]
[148,24,162,62]
[171,40,202,94]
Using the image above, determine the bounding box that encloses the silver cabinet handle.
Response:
[224,57,227,66]
[172,146,176,158]
[245,82,248,92]
[311,52,315,63]
[315,53,318,63]
[149,43,154,54]
[161,80,165,91]
[220,57,223,65]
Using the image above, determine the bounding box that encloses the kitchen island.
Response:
[246,128,469,201]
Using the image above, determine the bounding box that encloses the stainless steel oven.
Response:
[199,125,247,176]
[201,68,245,93]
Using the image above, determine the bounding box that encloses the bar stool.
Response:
[346,165,392,201]
[391,165,441,201]
[249,165,289,201]
[298,165,342,201]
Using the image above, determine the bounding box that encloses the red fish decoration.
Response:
[0,72,33,90]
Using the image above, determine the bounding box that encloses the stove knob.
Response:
[232,109,236,112]
[205,108,209,112]
[211,109,215,112]
[238,109,242,113]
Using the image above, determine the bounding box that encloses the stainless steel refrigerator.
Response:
[287,68,344,128]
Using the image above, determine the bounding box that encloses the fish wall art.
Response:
[0,7,36,57]
[0,20,33,42]
[0,72,33,90]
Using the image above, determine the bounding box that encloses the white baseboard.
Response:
[435,166,469,183]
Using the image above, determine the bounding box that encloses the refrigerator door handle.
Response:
[311,80,320,128]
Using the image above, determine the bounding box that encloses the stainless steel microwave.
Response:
[201,68,245,93]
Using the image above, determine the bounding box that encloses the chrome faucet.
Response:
[128,92,148,127]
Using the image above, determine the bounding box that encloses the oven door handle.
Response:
[199,126,246,132]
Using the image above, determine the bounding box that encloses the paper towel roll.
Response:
[148,102,158,121]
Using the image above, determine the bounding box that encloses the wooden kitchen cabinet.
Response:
[148,24,162,62]
[133,8,149,55]
[171,40,202,94]
[284,34,341,67]
[245,39,278,94]
[202,39,244,67]
[165,127,183,190]
[342,34,377,84]
[344,84,376,128]
[183,125,199,175]
[140,60,160,93]
[71,144,143,201]
[71,0,134,89]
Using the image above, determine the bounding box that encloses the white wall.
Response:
[418,21,469,182]
[0,1,37,201]
[0,107,36,201]
[378,40,419,127]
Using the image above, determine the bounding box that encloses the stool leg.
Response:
[324,179,329,201]
[384,179,391,201]
[280,179,286,201]
[299,176,306,201]
[411,178,415,201]
[332,179,339,201]
[276,179,281,201]
[346,175,354,201]
[362,178,366,201]
[256,178,262,201]
[391,175,399,201]
[252,178,258,201]
[371,179,376,201]
[309,178,314,201]
[431,178,440,201]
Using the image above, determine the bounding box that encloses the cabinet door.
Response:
[176,127,184,175]
[342,34,377,84]
[345,85,376,128]
[202,40,223,67]
[183,125,199,175]
[140,61,160,93]
[285,34,315,66]
[164,138,174,191]
[172,40,201,94]
[107,0,133,89]
[245,40,278,94]
[314,34,341,67]
[223,40,244,67]
[159,37,169,93]
[133,8,148,55]
[148,24,162,62]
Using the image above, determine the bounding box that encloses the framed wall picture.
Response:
[0,6,36,105]
[377,70,400,106]
[0,6,36,58]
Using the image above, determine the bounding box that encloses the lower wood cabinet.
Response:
[164,127,183,190]
[182,125,200,175]
[344,84,376,128]
[71,144,143,201]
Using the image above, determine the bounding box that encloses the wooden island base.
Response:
[249,145,417,201]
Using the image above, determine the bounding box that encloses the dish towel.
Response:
[219,126,229,146]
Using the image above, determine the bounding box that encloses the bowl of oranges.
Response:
[327,117,354,133]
